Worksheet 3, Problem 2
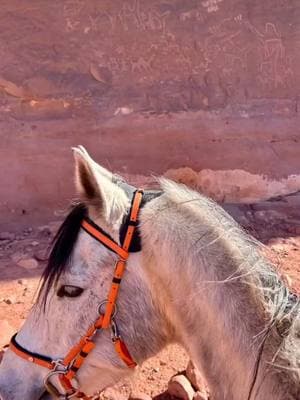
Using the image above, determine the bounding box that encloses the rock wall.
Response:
[0,0,299,229]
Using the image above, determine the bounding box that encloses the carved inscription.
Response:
[61,0,297,109]
[202,0,224,14]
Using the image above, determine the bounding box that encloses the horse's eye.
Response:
[57,285,84,298]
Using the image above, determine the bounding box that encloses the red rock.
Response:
[17,258,39,269]
[186,360,208,393]
[0,2,300,232]
[168,374,195,400]
[0,232,15,241]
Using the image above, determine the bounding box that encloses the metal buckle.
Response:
[111,319,121,343]
[51,359,67,372]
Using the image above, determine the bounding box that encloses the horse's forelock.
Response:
[38,202,87,303]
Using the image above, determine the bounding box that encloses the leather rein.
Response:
[8,190,144,399]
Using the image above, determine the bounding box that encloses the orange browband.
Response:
[9,190,144,400]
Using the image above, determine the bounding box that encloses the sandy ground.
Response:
[0,194,300,399]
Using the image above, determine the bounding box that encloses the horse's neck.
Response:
[141,190,298,400]
[148,251,298,399]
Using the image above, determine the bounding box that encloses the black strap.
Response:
[11,333,54,364]
[119,189,162,252]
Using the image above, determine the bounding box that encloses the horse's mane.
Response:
[38,202,87,301]
[160,178,300,385]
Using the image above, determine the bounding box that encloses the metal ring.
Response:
[97,300,118,319]
[43,370,66,398]
[44,371,80,399]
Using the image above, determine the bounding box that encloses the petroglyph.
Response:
[63,0,85,32]
[196,14,296,100]
[60,1,297,108]
[104,0,170,33]
[180,9,206,23]
[243,20,294,89]
[259,23,292,88]
[202,0,223,13]
[201,16,252,89]
[131,56,154,73]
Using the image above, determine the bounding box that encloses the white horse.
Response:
[0,146,299,399]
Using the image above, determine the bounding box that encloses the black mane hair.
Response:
[39,202,87,301]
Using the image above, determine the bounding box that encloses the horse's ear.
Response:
[74,145,113,180]
[72,146,128,221]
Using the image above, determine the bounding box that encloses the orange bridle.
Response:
[9,190,144,399]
